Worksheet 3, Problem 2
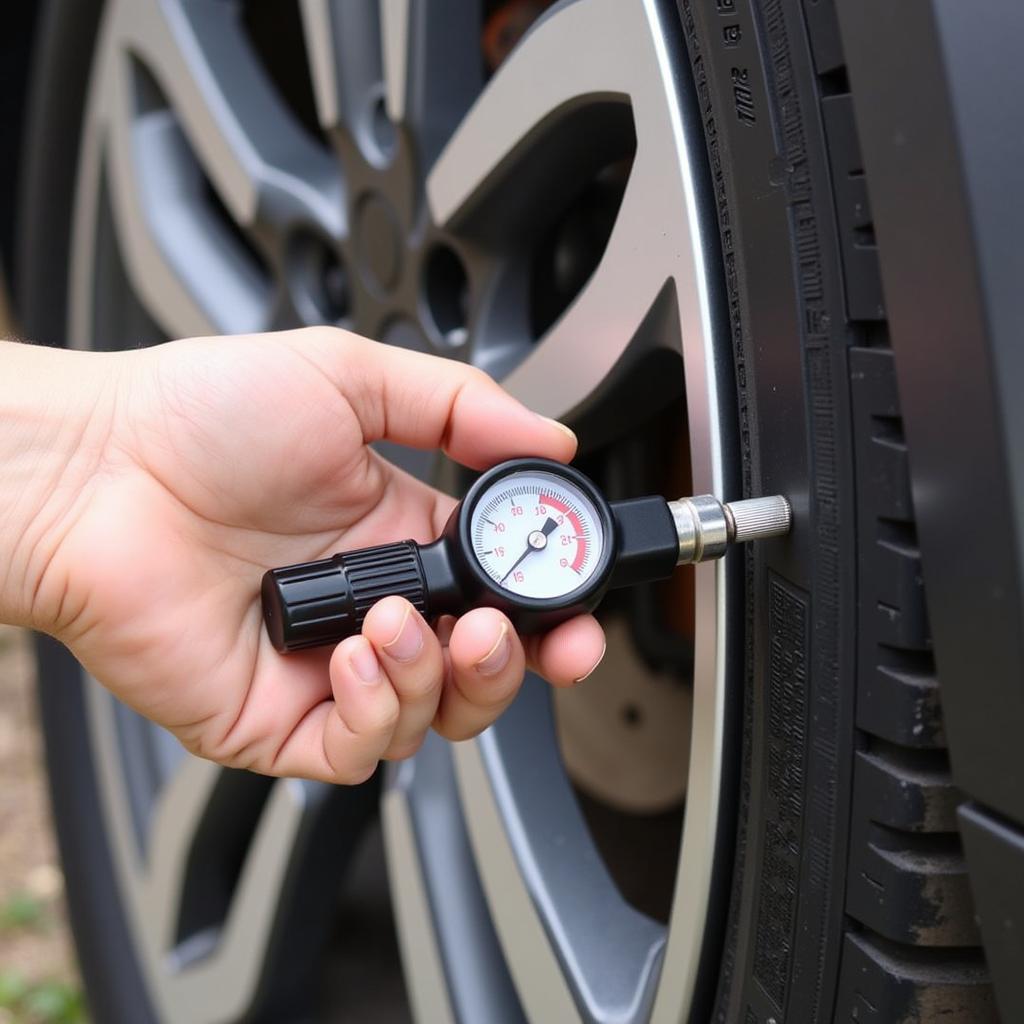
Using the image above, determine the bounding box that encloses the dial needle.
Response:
[500,517,559,583]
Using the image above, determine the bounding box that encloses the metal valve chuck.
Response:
[668,494,792,564]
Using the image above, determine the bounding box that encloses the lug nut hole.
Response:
[287,231,350,325]
[369,94,397,162]
[423,243,470,347]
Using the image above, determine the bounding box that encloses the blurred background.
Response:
[0,626,84,1024]
[0,281,84,1021]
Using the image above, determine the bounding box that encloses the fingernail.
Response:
[349,638,382,685]
[574,641,607,684]
[383,605,423,663]
[536,413,577,446]
[475,624,512,676]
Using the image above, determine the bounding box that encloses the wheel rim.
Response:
[68,1,735,1021]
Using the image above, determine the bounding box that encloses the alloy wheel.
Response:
[68,1,736,1020]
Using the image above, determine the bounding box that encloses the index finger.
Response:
[286,327,577,470]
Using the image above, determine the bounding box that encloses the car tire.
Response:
[14,1,997,1022]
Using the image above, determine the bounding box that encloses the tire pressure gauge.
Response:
[262,458,791,653]
[467,464,614,602]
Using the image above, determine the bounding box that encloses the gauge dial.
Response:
[469,470,606,599]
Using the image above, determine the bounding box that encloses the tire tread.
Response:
[828,36,995,1015]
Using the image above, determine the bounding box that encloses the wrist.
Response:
[0,341,125,631]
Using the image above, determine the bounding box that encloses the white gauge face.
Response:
[469,471,606,600]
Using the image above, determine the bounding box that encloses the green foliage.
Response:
[0,972,87,1023]
[0,894,46,933]
[0,971,30,1006]
[22,981,86,1022]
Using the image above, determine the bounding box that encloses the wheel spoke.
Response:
[454,680,666,1024]
[153,778,313,1020]
[145,757,224,951]
[501,170,671,422]
[104,62,270,338]
[381,0,483,170]
[94,0,353,338]
[86,680,376,1024]
[384,735,525,1024]
[427,0,717,440]
[80,18,231,340]
[383,773,457,1024]
[380,0,410,123]
[114,0,343,238]
[299,1,385,142]
[426,0,635,231]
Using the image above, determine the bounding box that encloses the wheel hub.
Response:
[354,191,403,295]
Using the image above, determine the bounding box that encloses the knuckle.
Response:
[466,364,492,388]
[435,720,482,744]
[338,760,379,786]
[303,323,347,347]
[360,698,401,737]
[455,673,519,712]
[384,736,426,762]
[394,667,442,701]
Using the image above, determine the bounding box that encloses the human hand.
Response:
[4,330,606,782]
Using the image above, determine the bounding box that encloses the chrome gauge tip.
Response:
[668,493,792,565]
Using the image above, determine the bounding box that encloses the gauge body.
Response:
[442,459,618,634]
[262,456,789,653]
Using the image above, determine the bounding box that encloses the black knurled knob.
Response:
[261,541,427,653]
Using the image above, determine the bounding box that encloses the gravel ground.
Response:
[0,626,84,1022]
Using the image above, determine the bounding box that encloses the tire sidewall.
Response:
[675,2,858,1020]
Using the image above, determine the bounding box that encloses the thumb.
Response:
[284,327,578,470]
